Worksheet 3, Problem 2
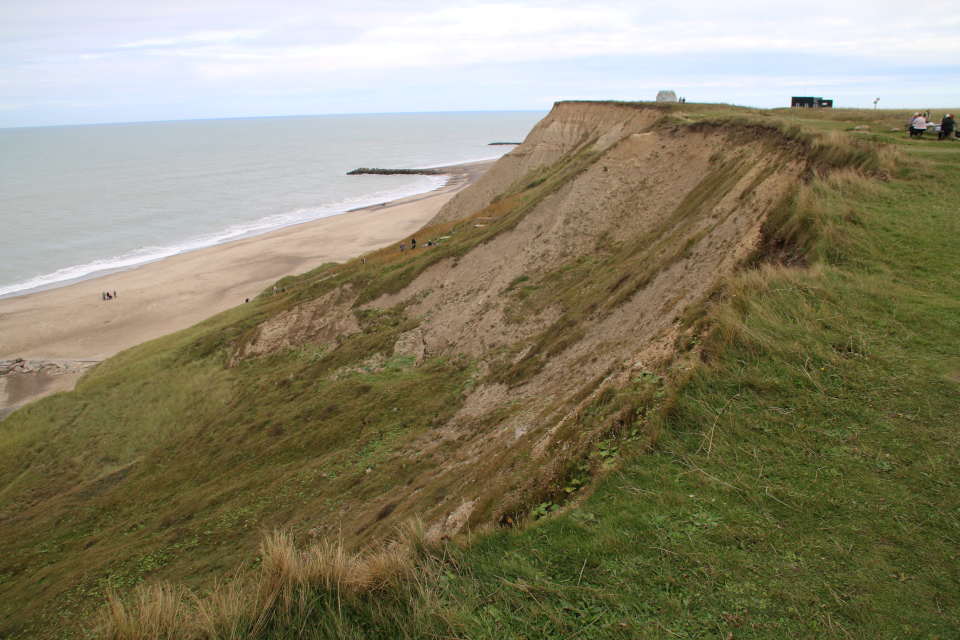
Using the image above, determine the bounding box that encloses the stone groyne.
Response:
[0,358,100,420]
[346,168,447,176]
[0,358,98,377]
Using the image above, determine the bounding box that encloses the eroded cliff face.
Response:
[430,101,669,224]
[234,102,805,539]
[365,120,799,535]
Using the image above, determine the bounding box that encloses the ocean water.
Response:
[0,111,545,298]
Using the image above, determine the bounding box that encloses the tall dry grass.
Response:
[90,523,434,640]
[761,166,885,265]
[96,582,192,640]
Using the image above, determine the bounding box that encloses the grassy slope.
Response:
[0,302,476,636]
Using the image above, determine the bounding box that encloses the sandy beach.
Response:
[0,160,490,414]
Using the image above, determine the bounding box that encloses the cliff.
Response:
[0,101,895,637]
[228,100,814,536]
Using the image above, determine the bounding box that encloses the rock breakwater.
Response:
[346,168,447,176]
[0,358,98,377]
[0,358,100,420]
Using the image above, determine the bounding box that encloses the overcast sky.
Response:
[2,0,958,128]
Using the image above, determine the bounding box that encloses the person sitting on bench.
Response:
[939,114,955,140]
[910,113,928,138]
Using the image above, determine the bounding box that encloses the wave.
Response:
[0,174,449,298]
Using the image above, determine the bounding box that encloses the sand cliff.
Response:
[232,101,805,535]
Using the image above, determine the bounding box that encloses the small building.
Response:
[656,90,677,103]
[791,96,833,108]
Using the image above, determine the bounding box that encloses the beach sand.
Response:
[0,160,490,414]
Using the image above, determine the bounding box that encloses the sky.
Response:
[2,0,959,128]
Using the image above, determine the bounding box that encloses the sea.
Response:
[0,111,545,298]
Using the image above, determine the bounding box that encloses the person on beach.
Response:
[400,243,405,253]
[113,290,116,298]
[102,292,106,300]
[411,237,417,250]
[273,286,278,295]
[939,114,955,140]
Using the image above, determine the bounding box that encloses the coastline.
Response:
[0,159,491,413]
[0,158,496,301]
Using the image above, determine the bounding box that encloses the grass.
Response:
[2,104,959,638]
[0,303,476,636]
[93,525,429,640]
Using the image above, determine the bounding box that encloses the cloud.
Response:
[96,2,960,81]
[1,0,958,126]
[115,29,264,50]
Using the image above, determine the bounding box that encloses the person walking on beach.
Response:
[400,243,405,253]
[411,237,417,250]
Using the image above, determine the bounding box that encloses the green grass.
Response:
[0,107,631,639]
[0,301,476,636]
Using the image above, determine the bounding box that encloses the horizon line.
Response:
[0,108,550,132]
